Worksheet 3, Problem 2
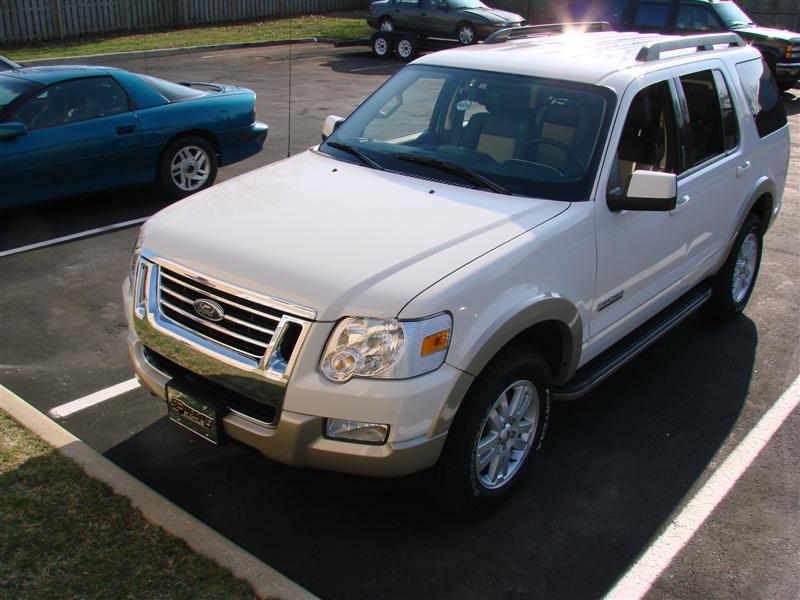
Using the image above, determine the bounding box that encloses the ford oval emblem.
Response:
[193,298,225,322]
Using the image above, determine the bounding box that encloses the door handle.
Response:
[736,161,751,178]
[117,125,135,135]
[670,194,690,216]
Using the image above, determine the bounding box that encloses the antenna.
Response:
[286,7,293,158]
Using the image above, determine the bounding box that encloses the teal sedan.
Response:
[0,66,268,208]
[367,0,525,45]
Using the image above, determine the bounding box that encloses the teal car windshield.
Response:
[321,65,614,202]
[0,75,37,111]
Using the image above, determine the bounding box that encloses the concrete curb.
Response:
[0,384,319,600]
[21,37,329,66]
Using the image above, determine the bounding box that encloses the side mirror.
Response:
[321,115,344,142]
[607,170,677,212]
[0,121,28,140]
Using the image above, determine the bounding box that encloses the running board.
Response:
[553,285,712,401]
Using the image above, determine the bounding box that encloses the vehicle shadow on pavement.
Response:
[0,187,175,253]
[320,52,405,77]
[104,313,756,600]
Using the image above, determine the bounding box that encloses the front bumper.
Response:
[124,277,470,477]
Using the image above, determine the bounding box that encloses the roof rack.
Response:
[484,22,613,44]
[635,33,746,61]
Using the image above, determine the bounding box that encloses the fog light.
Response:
[326,419,389,444]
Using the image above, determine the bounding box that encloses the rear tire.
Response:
[158,135,218,199]
[425,345,552,516]
[372,33,393,59]
[378,16,395,32]
[395,34,419,61]
[708,213,763,321]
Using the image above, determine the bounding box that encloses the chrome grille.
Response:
[158,266,287,361]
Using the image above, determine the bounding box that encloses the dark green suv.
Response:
[576,0,799,90]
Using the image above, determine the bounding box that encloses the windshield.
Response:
[712,2,755,27]
[321,65,614,202]
[138,74,207,102]
[447,0,489,9]
[0,75,37,112]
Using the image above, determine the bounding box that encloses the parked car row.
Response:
[365,0,800,90]
[0,62,267,208]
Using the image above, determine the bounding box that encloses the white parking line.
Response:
[0,217,148,258]
[605,372,800,599]
[48,378,140,419]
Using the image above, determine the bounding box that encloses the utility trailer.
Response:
[334,31,458,62]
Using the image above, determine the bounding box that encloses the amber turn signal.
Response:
[420,330,450,357]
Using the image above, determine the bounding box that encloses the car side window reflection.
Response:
[679,70,726,169]
[13,76,129,131]
[611,81,677,192]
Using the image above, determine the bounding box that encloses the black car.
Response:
[571,0,799,90]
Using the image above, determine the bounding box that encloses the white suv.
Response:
[125,26,790,514]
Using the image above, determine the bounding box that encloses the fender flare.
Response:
[429,296,582,437]
[461,295,583,384]
[716,176,776,273]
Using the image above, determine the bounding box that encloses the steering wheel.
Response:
[521,137,587,177]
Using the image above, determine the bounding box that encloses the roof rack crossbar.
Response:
[635,33,745,61]
[484,22,613,44]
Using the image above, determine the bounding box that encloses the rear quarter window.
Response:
[735,58,787,138]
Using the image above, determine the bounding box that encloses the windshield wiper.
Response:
[326,141,385,171]
[396,154,511,195]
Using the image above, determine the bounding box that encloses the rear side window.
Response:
[735,58,787,138]
[679,70,728,169]
[712,70,737,152]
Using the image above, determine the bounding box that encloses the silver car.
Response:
[366,0,525,45]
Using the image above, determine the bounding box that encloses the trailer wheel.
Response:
[395,34,419,61]
[372,33,393,58]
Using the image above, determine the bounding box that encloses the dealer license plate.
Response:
[166,385,223,444]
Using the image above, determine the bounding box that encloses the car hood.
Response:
[461,7,523,23]
[143,150,568,321]
[732,25,800,43]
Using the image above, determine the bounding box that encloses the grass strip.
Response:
[6,12,372,61]
[0,411,255,599]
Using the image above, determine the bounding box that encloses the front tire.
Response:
[159,135,218,198]
[426,346,552,516]
[372,32,393,58]
[456,22,477,45]
[708,213,763,321]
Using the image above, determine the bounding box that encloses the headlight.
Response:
[129,229,144,283]
[320,313,452,383]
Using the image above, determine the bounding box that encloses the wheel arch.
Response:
[157,129,221,173]
[716,177,776,275]
[429,297,581,437]
[465,299,581,383]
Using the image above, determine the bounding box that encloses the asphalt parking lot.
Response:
[1,43,799,599]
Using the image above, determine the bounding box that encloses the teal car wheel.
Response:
[159,136,218,198]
